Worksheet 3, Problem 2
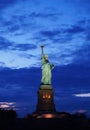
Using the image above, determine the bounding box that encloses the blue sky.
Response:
[0,0,90,117]
[0,0,90,68]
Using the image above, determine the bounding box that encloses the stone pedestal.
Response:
[36,85,56,113]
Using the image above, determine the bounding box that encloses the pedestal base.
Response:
[36,85,56,113]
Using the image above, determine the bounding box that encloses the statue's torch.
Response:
[41,44,44,56]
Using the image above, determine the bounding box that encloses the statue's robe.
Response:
[41,57,54,85]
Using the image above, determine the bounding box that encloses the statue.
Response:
[41,45,54,85]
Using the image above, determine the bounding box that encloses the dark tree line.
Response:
[0,109,90,130]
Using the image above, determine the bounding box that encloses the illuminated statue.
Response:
[41,45,54,85]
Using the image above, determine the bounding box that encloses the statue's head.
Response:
[45,55,48,60]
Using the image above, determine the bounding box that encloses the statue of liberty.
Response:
[41,45,54,85]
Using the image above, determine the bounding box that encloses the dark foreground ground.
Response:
[0,109,90,130]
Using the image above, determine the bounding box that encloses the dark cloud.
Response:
[0,14,38,34]
[39,29,73,43]
[73,43,90,66]
[40,30,61,39]
[11,15,27,23]
[8,24,20,32]
[52,65,90,90]
[0,65,90,89]
[2,11,61,33]
[86,33,90,41]
[0,17,21,34]
[13,44,37,51]
[0,67,41,89]
[0,0,18,10]
[66,0,90,12]
[18,53,36,59]
[38,20,87,43]
[70,19,90,42]
[0,62,5,67]
[0,36,37,51]
[0,36,13,50]
[29,12,61,19]
[64,25,85,34]
[0,65,90,117]
[76,19,90,41]
[84,19,90,41]
[1,18,22,33]
[14,32,25,36]
[77,19,86,26]
[2,20,14,27]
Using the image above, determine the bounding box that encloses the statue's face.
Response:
[45,55,48,60]
[45,57,48,60]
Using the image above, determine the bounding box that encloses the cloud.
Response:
[0,36,37,51]
[83,19,90,41]
[0,0,18,10]
[0,102,15,109]
[40,30,61,38]
[0,36,13,50]
[0,61,5,66]
[0,16,23,34]
[64,25,85,34]
[1,11,61,35]
[39,29,71,43]
[29,12,61,19]
[39,30,62,43]
[0,65,90,88]
[74,93,90,97]
[0,0,90,69]
[73,43,90,66]
[0,0,62,37]
[40,30,72,44]
[0,14,39,36]
[18,53,36,59]
[0,66,90,117]
[73,19,90,42]
[38,20,86,43]
[86,32,90,41]
[13,44,37,51]
[38,29,74,44]
[8,24,20,32]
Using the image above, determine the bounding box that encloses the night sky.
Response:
[0,0,90,117]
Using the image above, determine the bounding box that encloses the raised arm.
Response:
[41,44,44,57]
